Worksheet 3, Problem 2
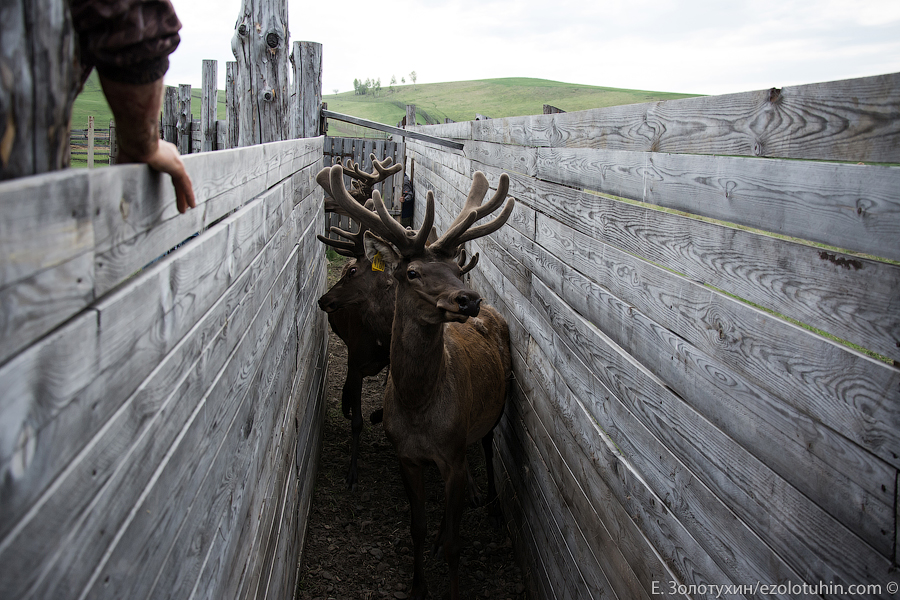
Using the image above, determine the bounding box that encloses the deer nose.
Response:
[456,293,482,317]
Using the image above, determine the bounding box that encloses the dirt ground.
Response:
[295,256,527,600]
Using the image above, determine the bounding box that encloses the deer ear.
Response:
[363,232,401,272]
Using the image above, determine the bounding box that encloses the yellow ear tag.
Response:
[371,252,385,272]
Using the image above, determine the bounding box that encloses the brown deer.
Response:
[318,163,515,600]
[316,192,486,501]
[316,207,396,490]
[322,154,402,215]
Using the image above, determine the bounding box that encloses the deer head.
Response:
[318,153,403,214]
[317,200,395,314]
[317,164,514,324]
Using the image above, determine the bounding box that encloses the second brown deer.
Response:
[316,206,395,490]
[318,163,515,600]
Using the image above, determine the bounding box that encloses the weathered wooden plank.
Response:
[472,255,737,599]
[501,339,657,600]
[201,60,217,152]
[472,161,900,362]
[90,138,322,295]
[0,180,306,546]
[536,213,900,470]
[226,61,239,150]
[471,72,900,163]
[323,110,465,150]
[0,219,301,599]
[178,84,192,154]
[192,227,325,600]
[408,120,473,142]
[534,276,896,590]
[495,409,588,600]
[292,41,322,139]
[138,269,304,600]
[0,169,95,363]
[79,251,300,600]
[232,0,290,145]
[163,86,178,144]
[473,208,896,558]
[468,239,809,596]
[531,146,900,263]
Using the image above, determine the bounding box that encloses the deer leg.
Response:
[466,462,484,508]
[398,458,428,600]
[481,429,502,528]
[436,459,467,600]
[342,369,364,490]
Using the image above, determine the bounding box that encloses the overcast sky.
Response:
[166,0,900,97]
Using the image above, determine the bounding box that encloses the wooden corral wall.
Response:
[0,137,328,599]
[322,136,405,235]
[406,72,900,599]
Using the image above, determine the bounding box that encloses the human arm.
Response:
[71,0,193,213]
[99,75,195,213]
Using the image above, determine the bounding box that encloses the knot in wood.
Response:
[237,23,247,36]
[266,32,281,48]
[261,89,275,102]
[767,87,782,104]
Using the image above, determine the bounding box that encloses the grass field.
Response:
[324,77,698,132]
[72,73,697,139]
[71,70,227,132]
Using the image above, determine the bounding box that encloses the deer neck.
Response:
[389,294,447,406]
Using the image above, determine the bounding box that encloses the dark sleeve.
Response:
[70,0,182,85]
[402,177,415,201]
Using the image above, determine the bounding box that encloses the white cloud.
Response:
[165,0,900,97]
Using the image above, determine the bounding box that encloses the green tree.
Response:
[409,71,417,89]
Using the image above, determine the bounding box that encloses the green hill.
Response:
[71,70,226,132]
[72,74,698,141]
[324,77,699,137]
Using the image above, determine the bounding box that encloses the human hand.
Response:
[118,139,195,214]
[99,75,196,214]
[144,140,195,214]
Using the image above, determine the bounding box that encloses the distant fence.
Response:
[406,72,900,598]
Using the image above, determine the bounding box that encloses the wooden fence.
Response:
[405,72,900,599]
[1,128,327,600]
[69,117,113,167]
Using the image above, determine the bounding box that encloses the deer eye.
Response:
[407,269,419,280]
[348,267,357,276]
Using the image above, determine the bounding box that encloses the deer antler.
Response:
[319,153,403,214]
[317,200,377,258]
[319,164,432,256]
[316,165,514,264]
[343,154,403,187]
[430,171,514,255]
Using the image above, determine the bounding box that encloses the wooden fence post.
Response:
[226,61,239,149]
[177,84,192,154]
[201,59,218,151]
[231,0,290,145]
[87,115,94,168]
[291,41,322,139]
[109,119,117,164]
[406,105,416,128]
[0,0,78,180]
[163,86,178,144]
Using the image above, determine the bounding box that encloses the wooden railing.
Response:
[406,71,900,598]
[0,137,328,600]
